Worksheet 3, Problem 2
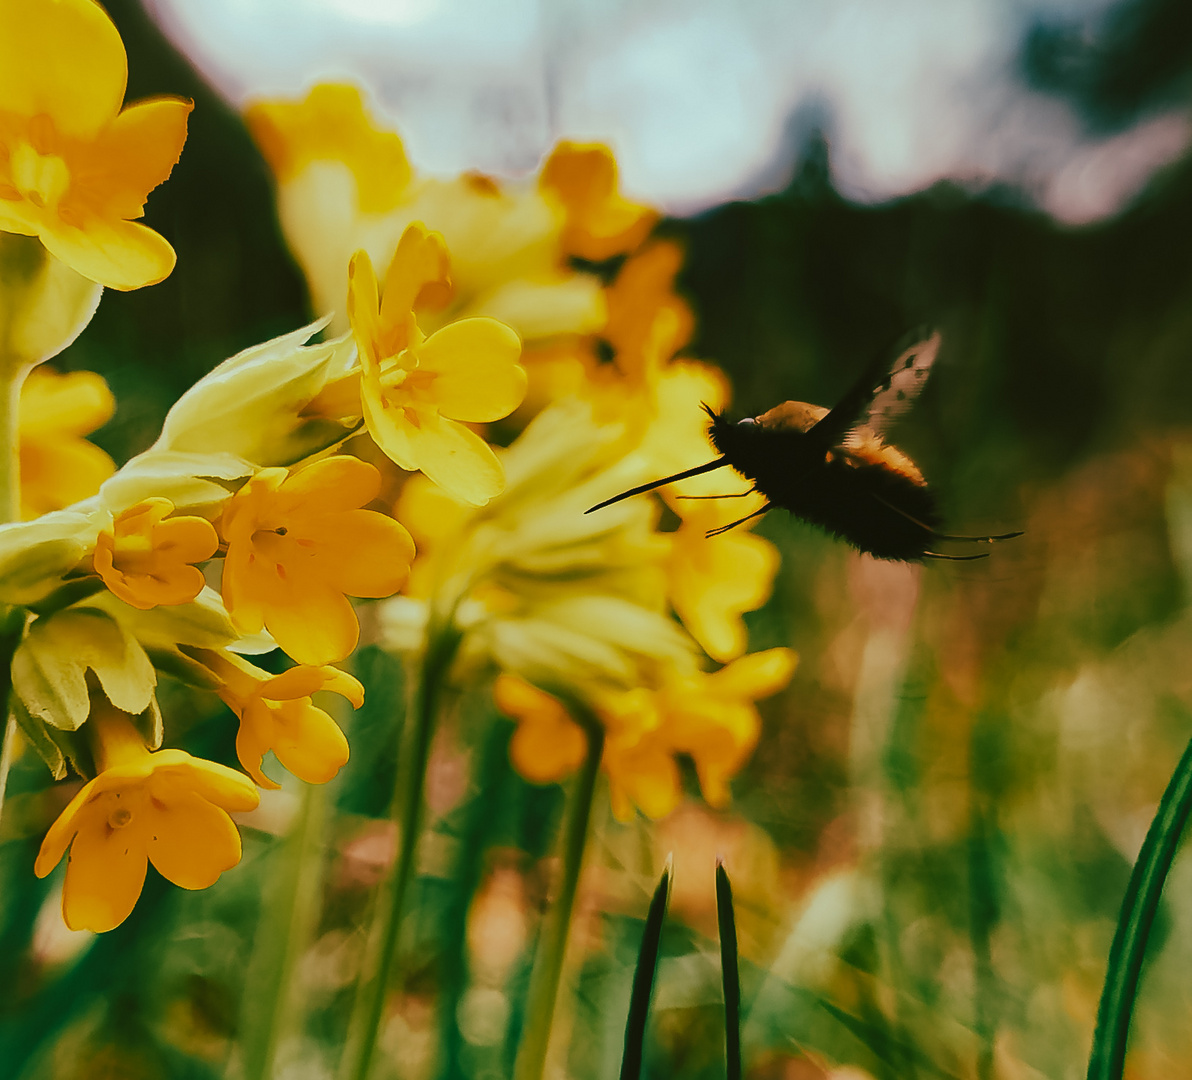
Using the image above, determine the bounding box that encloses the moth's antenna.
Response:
[585,458,730,514]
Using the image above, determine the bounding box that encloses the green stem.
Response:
[1086,734,1192,1080]
[512,712,605,1080]
[238,782,328,1080]
[339,622,463,1080]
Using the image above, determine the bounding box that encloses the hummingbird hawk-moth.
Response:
[586,332,1021,561]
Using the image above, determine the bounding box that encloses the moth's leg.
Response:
[922,551,991,561]
[675,491,755,500]
[705,505,772,538]
[871,493,1022,544]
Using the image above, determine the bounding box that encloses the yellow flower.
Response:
[33,703,259,932]
[539,141,658,262]
[347,225,526,505]
[649,648,796,810]
[93,497,218,610]
[198,649,362,790]
[636,360,780,661]
[666,504,779,662]
[245,83,411,215]
[494,674,587,784]
[19,366,114,518]
[220,456,415,665]
[382,400,695,696]
[494,649,796,821]
[245,84,604,343]
[0,0,192,289]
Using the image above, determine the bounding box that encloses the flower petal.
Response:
[347,249,383,371]
[295,509,414,598]
[708,648,797,699]
[0,0,127,140]
[145,790,242,889]
[398,411,505,507]
[77,97,192,219]
[277,455,380,513]
[150,750,260,812]
[39,216,176,291]
[61,812,148,933]
[270,700,350,785]
[416,318,525,422]
[380,222,452,326]
[264,577,361,666]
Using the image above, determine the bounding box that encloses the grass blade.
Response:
[716,860,742,1080]
[620,856,672,1080]
[1087,734,1192,1080]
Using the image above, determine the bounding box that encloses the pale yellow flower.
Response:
[34,702,258,932]
[0,0,191,289]
[245,84,604,343]
[19,366,114,518]
[346,224,526,506]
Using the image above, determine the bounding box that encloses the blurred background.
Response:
[7,0,1192,1078]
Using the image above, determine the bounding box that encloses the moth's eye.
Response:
[738,417,759,426]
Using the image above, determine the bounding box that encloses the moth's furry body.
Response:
[708,404,941,561]
[586,332,1019,562]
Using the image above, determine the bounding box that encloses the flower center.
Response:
[10,139,70,212]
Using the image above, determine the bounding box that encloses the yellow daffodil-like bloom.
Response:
[199,649,361,789]
[382,401,695,697]
[245,84,605,343]
[539,141,658,263]
[495,648,795,820]
[93,497,218,610]
[347,224,526,505]
[220,456,415,665]
[0,0,191,289]
[494,674,587,784]
[19,366,114,518]
[33,703,259,932]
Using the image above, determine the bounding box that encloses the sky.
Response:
[145,0,1189,223]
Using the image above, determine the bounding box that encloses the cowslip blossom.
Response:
[539,141,658,263]
[495,649,795,821]
[220,456,415,665]
[0,0,191,289]
[245,84,604,344]
[19,366,115,518]
[34,702,259,932]
[198,648,362,789]
[94,497,218,610]
[347,223,526,506]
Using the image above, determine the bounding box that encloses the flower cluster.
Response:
[246,80,793,820]
[1,1,533,932]
[5,6,794,940]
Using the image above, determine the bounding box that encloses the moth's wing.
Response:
[807,331,941,449]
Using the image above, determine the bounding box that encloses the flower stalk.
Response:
[512,704,605,1080]
[340,615,463,1080]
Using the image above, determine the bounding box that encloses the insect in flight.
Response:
[585,331,1021,561]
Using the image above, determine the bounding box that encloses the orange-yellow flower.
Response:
[539,142,658,262]
[93,497,218,610]
[19,366,115,518]
[347,224,526,505]
[220,456,415,665]
[200,648,362,789]
[495,649,795,821]
[0,0,192,289]
[33,703,259,932]
[494,674,587,784]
